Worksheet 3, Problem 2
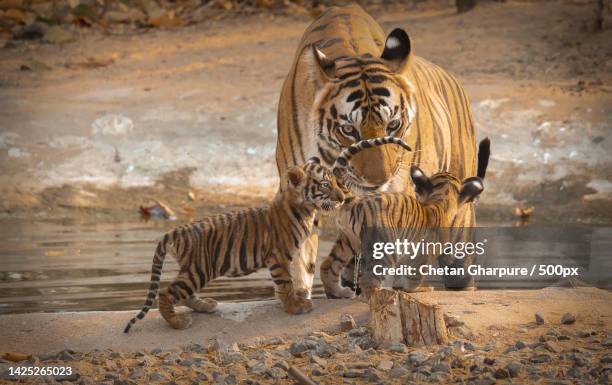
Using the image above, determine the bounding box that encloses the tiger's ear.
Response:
[312,46,335,81]
[287,166,306,188]
[410,166,433,196]
[381,28,412,74]
[459,177,484,204]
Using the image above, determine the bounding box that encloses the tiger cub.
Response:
[322,138,491,298]
[124,136,411,332]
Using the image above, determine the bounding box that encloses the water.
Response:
[0,218,328,314]
[1,217,609,314]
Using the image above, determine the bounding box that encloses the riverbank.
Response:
[1,288,610,384]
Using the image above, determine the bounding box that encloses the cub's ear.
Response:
[307,156,321,164]
[410,166,433,196]
[287,166,306,188]
[312,46,335,81]
[459,177,484,204]
[381,28,412,73]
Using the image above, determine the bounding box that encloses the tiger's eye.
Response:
[387,119,401,134]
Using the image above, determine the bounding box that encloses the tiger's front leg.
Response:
[267,253,313,314]
[320,233,356,299]
[290,232,318,300]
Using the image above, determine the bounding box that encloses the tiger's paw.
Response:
[183,297,218,313]
[165,314,193,330]
[282,295,313,315]
[324,285,354,299]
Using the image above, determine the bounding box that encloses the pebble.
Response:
[432,362,451,373]
[444,313,465,327]
[387,342,407,353]
[545,341,562,353]
[561,312,576,324]
[484,357,496,365]
[348,327,368,338]
[378,359,394,371]
[220,351,247,365]
[506,361,522,377]
[531,353,552,363]
[602,337,612,347]
[343,369,366,378]
[340,313,357,331]
[388,367,408,378]
[535,310,545,324]
[288,339,318,356]
[406,351,429,366]
[149,373,165,381]
[494,367,510,379]
[515,340,527,350]
[311,368,326,376]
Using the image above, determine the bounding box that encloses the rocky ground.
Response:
[1,288,611,384]
[1,315,611,384]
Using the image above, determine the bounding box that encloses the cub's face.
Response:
[287,158,345,211]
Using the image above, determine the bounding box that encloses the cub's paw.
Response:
[282,295,313,315]
[166,314,193,330]
[324,285,354,299]
[183,297,218,313]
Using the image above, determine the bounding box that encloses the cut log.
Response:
[368,288,448,347]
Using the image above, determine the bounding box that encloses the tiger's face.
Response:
[310,29,417,193]
[287,158,345,211]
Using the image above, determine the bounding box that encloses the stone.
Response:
[535,311,545,325]
[545,341,562,353]
[288,339,318,356]
[494,368,509,379]
[406,351,430,366]
[561,312,576,325]
[451,357,464,368]
[387,342,407,353]
[311,368,326,376]
[484,357,496,365]
[602,337,612,347]
[432,362,451,373]
[378,359,393,371]
[531,353,552,364]
[340,313,357,331]
[57,350,75,361]
[558,335,572,341]
[444,313,465,327]
[506,361,522,378]
[343,369,366,378]
[388,367,408,378]
[149,373,165,382]
[353,336,377,350]
[348,327,368,338]
[220,352,246,365]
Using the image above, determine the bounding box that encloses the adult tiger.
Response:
[276,5,477,295]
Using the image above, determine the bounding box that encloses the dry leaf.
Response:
[1,352,32,362]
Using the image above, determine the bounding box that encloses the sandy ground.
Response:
[1,287,609,354]
[0,0,610,224]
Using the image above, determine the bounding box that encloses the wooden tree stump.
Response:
[368,288,448,347]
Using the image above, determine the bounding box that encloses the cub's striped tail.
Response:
[477,137,491,179]
[124,234,170,333]
[332,136,412,180]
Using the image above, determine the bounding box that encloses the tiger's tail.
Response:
[332,136,412,179]
[477,137,491,179]
[123,233,170,333]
